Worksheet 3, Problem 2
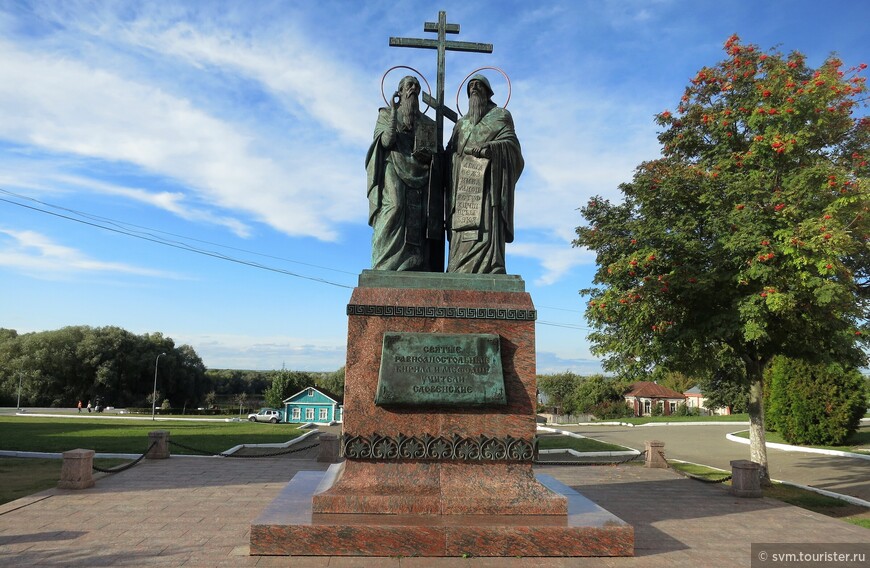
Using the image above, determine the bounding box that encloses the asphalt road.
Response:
[554,423,870,503]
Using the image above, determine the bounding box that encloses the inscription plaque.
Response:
[452,155,488,231]
[375,332,506,407]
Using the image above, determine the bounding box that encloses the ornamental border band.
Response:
[366,73,523,274]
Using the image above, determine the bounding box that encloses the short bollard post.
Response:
[58,449,95,489]
[645,440,668,468]
[146,430,170,459]
[730,460,763,497]
[317,433,340,463]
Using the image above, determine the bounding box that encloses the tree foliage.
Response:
[263,368,317,408]
[766,356,866,445]
[537,371,584,412]
[537,373,631,418]
[568,375,628,415]
[0,326,207,408]
[574,36,868,480]
[317,366,346,399]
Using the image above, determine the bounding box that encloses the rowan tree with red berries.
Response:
[574,36,868,483]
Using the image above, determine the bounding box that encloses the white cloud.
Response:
[510,242,594,286]
[0,228,181,279]
[0,36,362,242]
[119,18,374,146]
[54,175,253,238]
[172,332,346,371]
[505,80,661,279]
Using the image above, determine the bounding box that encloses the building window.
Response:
[308,389,314,397]
[305,408,314,420]
[643,400,651,415]
[319,408,328,421]
[291,407,300,420]
[669,402,678,414]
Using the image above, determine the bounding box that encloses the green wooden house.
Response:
[282,386,343,424]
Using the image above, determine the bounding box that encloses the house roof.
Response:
[625,381,686,399]
[282,386,343,405]
[684,385,703,395]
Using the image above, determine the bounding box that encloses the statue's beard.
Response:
[398,95,418,131]
[469,91,487,125]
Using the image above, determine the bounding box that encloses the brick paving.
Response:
[0,457,868,567]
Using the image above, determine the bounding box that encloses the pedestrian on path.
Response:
[77,400,82,413]
[87,400,92,413]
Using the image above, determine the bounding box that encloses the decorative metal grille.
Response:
[342,433,535,462]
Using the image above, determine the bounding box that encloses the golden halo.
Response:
[380,65,432,114]
[455,66,512,117]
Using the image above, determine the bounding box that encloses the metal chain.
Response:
[167,439,320,458]
[92,441,157,474]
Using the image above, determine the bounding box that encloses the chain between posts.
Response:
[167,439,320,458]
[92,441,157,474]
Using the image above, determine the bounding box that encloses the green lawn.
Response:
[0,457,130,506]
[536,435,629,453]
[733,426,870,453]
[0,416,304,455]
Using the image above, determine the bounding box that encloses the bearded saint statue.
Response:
[365,76,442,271]
[446,74,524,274]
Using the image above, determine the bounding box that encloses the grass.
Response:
[668,461,732,482]
[0,457,130,506]
[669,461,870,529]
[0,416,305,455]
[733,425,870,453]
[536,434,628,453]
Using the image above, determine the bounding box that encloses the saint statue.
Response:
[365,76,442,271]
[446,74,523,274]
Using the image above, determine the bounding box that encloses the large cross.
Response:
[389,11,492,150]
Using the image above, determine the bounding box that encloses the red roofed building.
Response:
[624,381,686,416]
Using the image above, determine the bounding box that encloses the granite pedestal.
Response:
[250,271,633,557]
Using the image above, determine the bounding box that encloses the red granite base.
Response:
[250,467,634,557]
[313,460,567,515]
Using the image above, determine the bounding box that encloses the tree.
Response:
[574,36,868,483]
[318,366,346,399]
[537,371,584,412]
[566,375,628,416]
[234,392,248,416]
[204,390,217,408]
[766,356,866,445]
[263,368,316,408]
[698,368,749,413]
[0,326,208,408]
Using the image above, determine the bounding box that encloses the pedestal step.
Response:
[251,468,634,557]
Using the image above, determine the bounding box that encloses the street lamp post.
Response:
[152,352,167,421]
[16,372,23,411]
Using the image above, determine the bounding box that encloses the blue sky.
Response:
[1,1,867,373]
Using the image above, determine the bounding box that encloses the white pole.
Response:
[152,352,166,421]
[16,373,22,410]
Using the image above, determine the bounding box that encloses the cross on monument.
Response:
[389,11,493,150]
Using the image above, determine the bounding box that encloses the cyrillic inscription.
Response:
[452,155,488,231]
[375,332,506,407]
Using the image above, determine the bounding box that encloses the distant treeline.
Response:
[0,326,343,409]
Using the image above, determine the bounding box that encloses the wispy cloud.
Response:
[0,228,182,279]
[0,24,364,242]
[174,333,347,371]
[510,242,594,286]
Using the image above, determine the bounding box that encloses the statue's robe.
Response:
[365,108,441,271]
[446,103,523,274]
